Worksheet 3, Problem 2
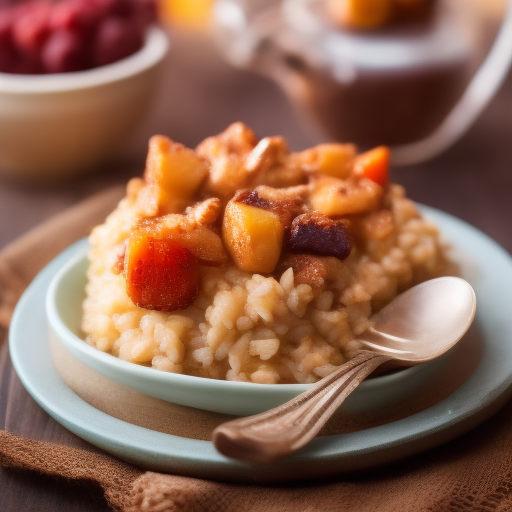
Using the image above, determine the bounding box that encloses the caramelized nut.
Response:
[185,198,221,226]
[245,136,289,173]
[197,123,259,200]
[278,254,328,288]
[247,137,307,189]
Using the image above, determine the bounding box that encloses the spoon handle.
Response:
[212,350,391,463]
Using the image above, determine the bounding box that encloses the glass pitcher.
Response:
[212,0,512,165]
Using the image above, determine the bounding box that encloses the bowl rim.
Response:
[45,243,312,395]
[0,26,169,94]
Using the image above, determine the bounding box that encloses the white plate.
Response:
[9,205,512,482]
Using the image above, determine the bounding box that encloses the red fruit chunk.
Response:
[125,234,200,312]
[49,0,99,36]
[2,0,155,74]
[12,1,51,60]
[92,17,143,67]
[42,29,88,73]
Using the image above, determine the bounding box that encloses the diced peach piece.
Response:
[222,201,284,273]
[353,146,390,188]
[145,135,208,214]
[299,143,356,179]
[125,232,200,312]
[310,177,383,216]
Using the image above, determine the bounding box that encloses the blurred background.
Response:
[0,0,510,251]
[0,2,511,508]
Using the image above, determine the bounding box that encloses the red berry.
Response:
[3,0,155,74]
[12,1,51,60]
[49,0,99,36]
[92,16,143,67]
[42,29,88,73]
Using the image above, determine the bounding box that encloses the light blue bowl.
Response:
[46,239,439,416]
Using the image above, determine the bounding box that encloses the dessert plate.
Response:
[9,206,512,482]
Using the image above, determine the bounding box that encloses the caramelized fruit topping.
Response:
[125,233,200,312]
[288,212,352,260]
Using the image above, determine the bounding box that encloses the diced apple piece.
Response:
[144,135,209,214]
[222,201,284,273]
[233,188,303,230]
[139,214,227,266]
[299,143,356,179]
[310,176,383,216]
[125,232,200,312]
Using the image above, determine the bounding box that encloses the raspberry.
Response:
[42,29,88,73]
[1,0,156,74]
[12,1,51,60]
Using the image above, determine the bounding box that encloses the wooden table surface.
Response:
[1,24,511,511]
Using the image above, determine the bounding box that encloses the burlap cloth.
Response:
[1,185,512,511]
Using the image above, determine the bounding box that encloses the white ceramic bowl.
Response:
[0,27,168,181]
[45,239,439,416]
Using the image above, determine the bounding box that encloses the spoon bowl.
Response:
[213,277,476,463]
[359,276,477,362]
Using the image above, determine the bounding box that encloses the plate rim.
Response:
[9,204,512,482]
